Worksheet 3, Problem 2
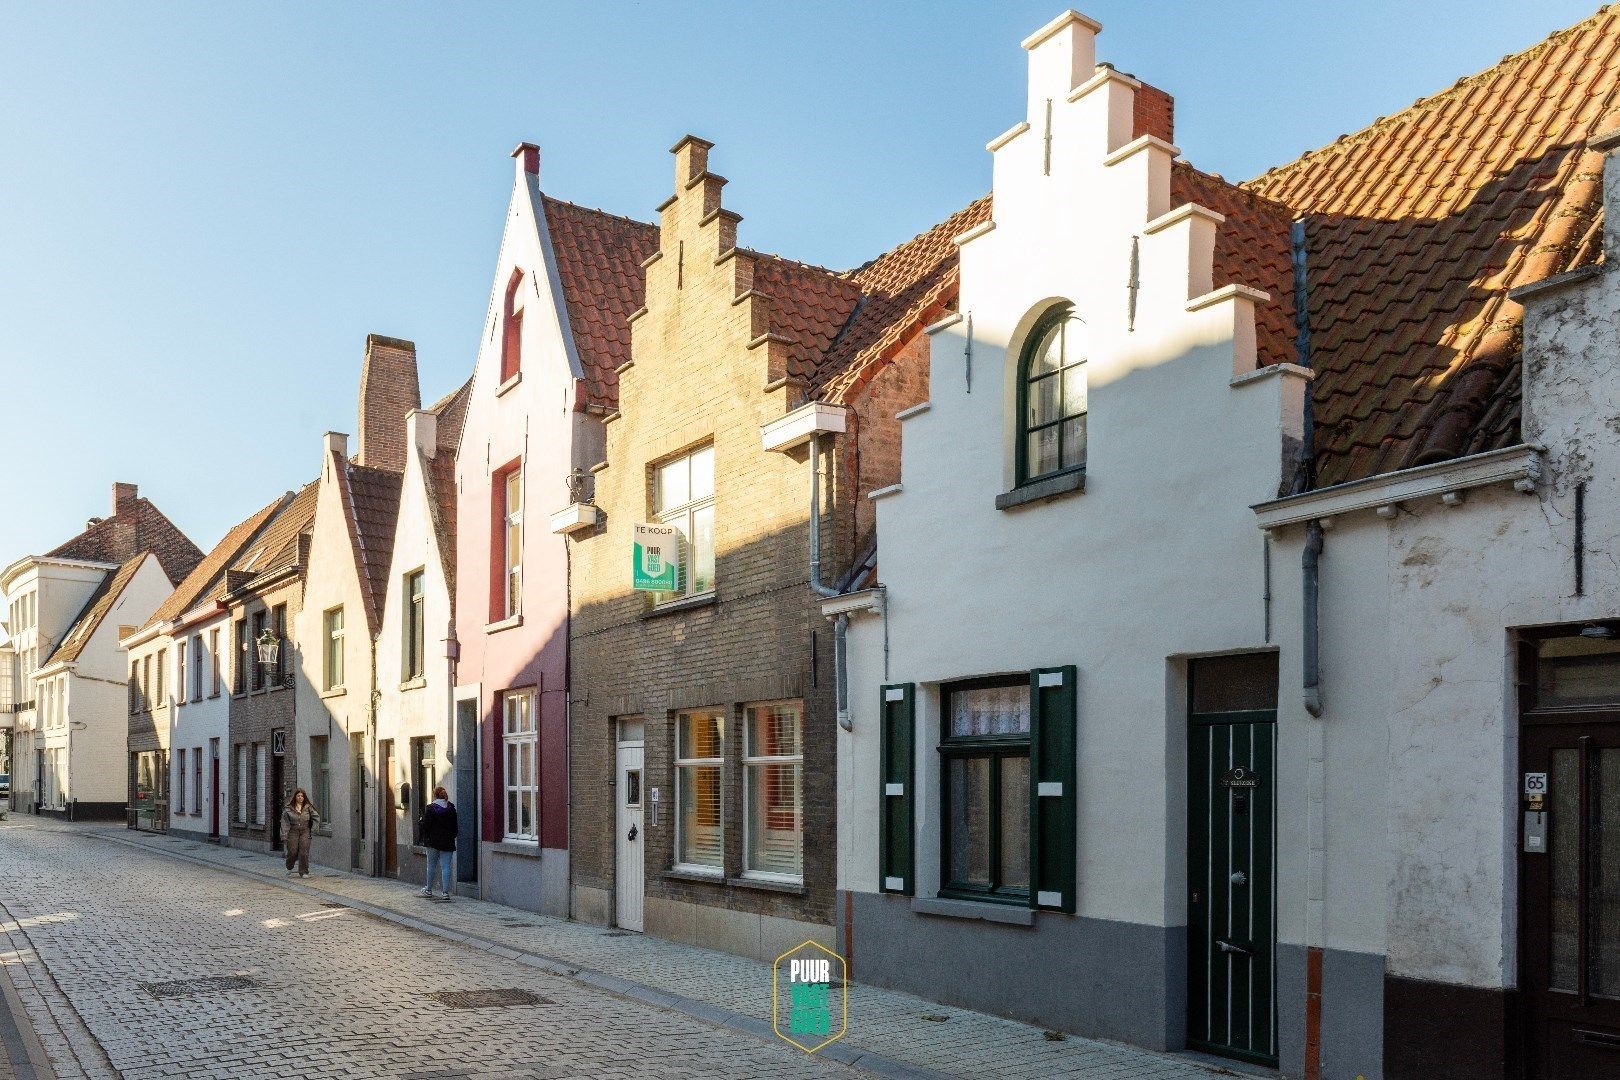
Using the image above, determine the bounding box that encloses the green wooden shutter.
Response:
[879,683,916,896]
[1029,666,1077,912]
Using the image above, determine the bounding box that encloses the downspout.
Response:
[1291,218,1323,719]
[807,434,850,731]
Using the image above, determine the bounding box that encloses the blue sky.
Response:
[0,0,1602,594]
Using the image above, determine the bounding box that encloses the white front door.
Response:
[614,738,645,931]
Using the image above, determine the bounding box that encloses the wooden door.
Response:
[209,746,220,839]
[379,739,398,878]
[454,698,479,883]
[269,753,284,851]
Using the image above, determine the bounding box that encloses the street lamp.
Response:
[255,629,280,669]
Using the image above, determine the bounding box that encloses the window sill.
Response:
[642,592,718,620]
[912,895,1035,926]
[485,614,523,634]
[727,874,805,896]
[664,865,725,885]
[996,469,1085,511]
[209,692,221,700]
[400,677,427,692]
[320,687,347,700]
[491,840,540,858]
[495,371,523,397]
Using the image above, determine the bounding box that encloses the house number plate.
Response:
[1221,767,1259,789]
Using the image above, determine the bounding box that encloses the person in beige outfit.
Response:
[283,789,319,877]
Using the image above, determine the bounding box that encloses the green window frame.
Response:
[1016,305,1086,486]
[939,676,1032,904]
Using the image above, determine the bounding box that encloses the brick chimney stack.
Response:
[356,335,421,473]
[112,482,139,516]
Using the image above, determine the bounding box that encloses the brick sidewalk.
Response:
[84,823,1232,1080]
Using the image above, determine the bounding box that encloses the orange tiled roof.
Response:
[424,378,471,597]
[144,493,291,629]
[1244,6,1619,486]
[217,481,319,596]
[542,196,659,411]
[47,497,202,585]
[750,254,866,388]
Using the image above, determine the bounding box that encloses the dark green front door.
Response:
[1187,657,1278,1065]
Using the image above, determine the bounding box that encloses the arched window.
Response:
[1017,305,1086,484]
[500,269,525,382]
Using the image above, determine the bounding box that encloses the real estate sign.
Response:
[632,523,679,591]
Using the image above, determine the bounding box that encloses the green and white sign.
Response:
[633,523,679,591]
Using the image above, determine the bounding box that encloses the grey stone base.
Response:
[1277,942,1385,1080]
[572,884,611,927]
[843,890,1183,1051]
[645,894,832,963]
[481,844,568,918]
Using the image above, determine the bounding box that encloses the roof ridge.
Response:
[541,193,657,235]
[1245,5,1616,188]
[741,246,851,281]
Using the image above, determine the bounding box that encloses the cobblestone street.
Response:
[0,820,1232,1080]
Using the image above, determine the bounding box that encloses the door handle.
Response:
[628,823,638,841]
[1216,939,1253,957]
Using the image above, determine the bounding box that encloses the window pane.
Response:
[1538,637,1620,708]
[680,712,723,760]
[690,446,714,500]
[656,457,689,513]
[1027,374,1062,427]
[691,504,715,594]
[679,763,722,866]
[1191,653,1280,714]
[1551,747,1580,991]
[1028,322,1063,376]
[1060,415,1087,470]
[950,684,1030,738]
[1000,756,1031,891]
[1062,362,1088,414]
[748,761,802,877]
[506,470,521,513]
[748,703,801,757]
[1027,425,1059,479]
[947,756,992,888]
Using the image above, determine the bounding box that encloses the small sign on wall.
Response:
[271,730,286,757]
[632,523,679,592]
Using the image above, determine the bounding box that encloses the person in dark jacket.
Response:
[418,786,458,901]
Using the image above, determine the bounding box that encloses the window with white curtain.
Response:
[744,701,802,881]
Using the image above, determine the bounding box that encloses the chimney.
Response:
[1594,127,1620,264]
[512,141,539,179]
[112,482,138,516]
[407,409,438,460]
[1021,10,1101,123]
[324,431,349,458]
[355,335,421,472]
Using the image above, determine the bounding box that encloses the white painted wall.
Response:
[840,16,1301,931]
[1264,141,1620,989]
[168,611,232,835]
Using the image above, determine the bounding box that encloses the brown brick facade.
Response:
[226,576,301,851]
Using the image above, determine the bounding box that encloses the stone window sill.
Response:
[727,874,805,896]
[664,866,725,885]
[495,371,523,398]
[320,687,347,700]
[485,614,523,634]
[911,895,1035,926]
[400,677,427,692]
[995,470,1085,511]
[491,840,540,859]
[642,592,718,620]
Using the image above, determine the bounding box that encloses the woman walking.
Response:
[283,788,318,878]
[418,786,458,901]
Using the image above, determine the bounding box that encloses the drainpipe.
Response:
[807,435,851,731]
[1302,522,1323,718]
[1291,218,1323,719]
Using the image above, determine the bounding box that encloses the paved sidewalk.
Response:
[89,823,1232,1080]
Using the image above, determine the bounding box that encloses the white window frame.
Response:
[652,446,716,605]
[503,469,523,619]
[309,735,330,831]
[674,708,725,873]
[191,635,203,702]
[742,699,804,883]
[501,689,537,842]
[404,569,426,679]
[252,743,265,826]
[234,745,248,824]
[324,607,345,691]
[193,747,202,815]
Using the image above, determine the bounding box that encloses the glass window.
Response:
[411,736,437,844]
[249,610,267,692]
[154,649,165,705]
[252,743,265,826]
[502,690,537,841]
[1537,636,1620,709]
[404,570,426,679]
[191,635,204,701]
[176,642,187,705]
[676,709,725,869]
[940,679,1031,901]
[744,701,803,880]
[176,748,187,814]
[193,747,202,815]
[309,736,330,825]
[1017,307,1086,484]
[210,627,221,696]
[233,620,247,694]
[324,607,345,691]
[234,744,248,824]
[1190,653,1280,714]
[653,446,716,605]
[501,269,524,381]
[271,605,288,687]
[500,469,523,620]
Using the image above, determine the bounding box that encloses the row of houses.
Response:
[5,9,1620,1078]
